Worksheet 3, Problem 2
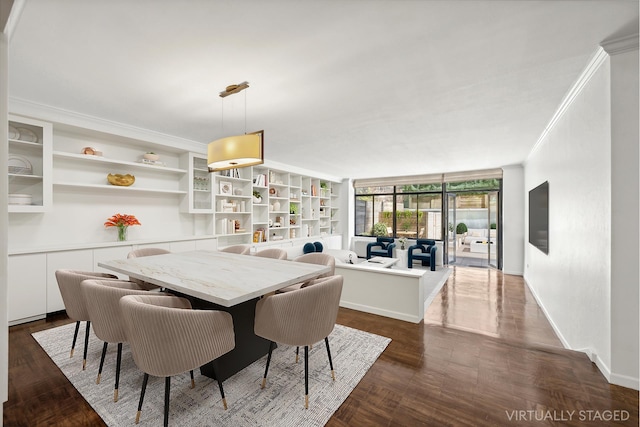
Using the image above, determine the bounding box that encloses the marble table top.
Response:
[98,250,331,307]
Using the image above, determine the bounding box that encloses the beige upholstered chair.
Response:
[254,248,288,260]
[254,275,343,409]
[278,252,336,293]
[120,294,235,426]
[81,279,151,402]
[54,269,120,370]
[127,248,170,290]
[219,245,250,255]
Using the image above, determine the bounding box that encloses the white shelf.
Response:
[53,181,187,194]
[9,205,46,213]
[8,173,43,180]
[53,151,187,174]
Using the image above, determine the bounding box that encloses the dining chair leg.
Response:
[261,341,275,389]
[210,365,228,410]
[295,346,299,363]
[70,321,80,358]
[304,345,309,409]
[190,370,195,389]
[324,337,335,380]
[82,321,91,370]
[164,377,171,427]
[135,373,149,424]
[97,342,108,384]
[114,342,123,402]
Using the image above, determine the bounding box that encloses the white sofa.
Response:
[463,229,489,244]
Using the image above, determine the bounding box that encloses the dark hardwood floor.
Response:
[3,267,639,426]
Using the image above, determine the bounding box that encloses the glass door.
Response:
[487,191,499,268]
[446,193,457,264]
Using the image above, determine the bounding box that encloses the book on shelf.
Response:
[253,174,267,187]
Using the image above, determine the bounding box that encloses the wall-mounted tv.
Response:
[529,181,549,254]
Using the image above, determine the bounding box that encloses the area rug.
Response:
[33,323,390,426]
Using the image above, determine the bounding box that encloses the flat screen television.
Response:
[529,181,549,254]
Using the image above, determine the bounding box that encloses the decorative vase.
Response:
[253,196,262,204]
[273,200,281,211]
[117,225,128,241]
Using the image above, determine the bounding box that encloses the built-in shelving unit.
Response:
[8,115,52,213]
[8,113,343,247]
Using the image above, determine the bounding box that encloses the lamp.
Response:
[208,81,264,171]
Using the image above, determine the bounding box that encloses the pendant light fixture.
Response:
[207,81,264,172]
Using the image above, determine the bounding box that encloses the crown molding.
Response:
[601,33,639,55]
[8,97,207,153]
[526,47,609,162]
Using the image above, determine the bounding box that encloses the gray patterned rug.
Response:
[33,322,390,426]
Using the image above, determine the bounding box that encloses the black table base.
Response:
[170,291,273,382]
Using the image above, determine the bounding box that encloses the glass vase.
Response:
[117,226,128,242]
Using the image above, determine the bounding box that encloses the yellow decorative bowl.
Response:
[107,173,135,187]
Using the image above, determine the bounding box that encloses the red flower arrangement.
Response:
[105,213,141,241]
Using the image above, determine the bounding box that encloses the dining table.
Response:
[98,250,331,381]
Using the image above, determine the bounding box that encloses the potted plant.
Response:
[372,222,389,237]
[289,202,299,215]
[456,222,468,235]
[252,190,262,203]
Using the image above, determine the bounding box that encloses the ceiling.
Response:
[7,0,638,180]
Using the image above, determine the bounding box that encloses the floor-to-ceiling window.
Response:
[353,170,502,269]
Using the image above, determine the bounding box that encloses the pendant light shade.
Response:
[207,131,263,171]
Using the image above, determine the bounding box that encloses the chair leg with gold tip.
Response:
[135,373,149,424]
[82,321,91,370]
[325,337,335,380]
[70,321,80,358]
[97,342,108,384]
[190,370,195,389]
[114,343,123,402]
[304,345,309,409]
[211,365,228,410]
[261,341,275,389]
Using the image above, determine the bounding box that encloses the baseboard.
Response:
[339,301,422,324]
[502,269,523,276]
[523,278,572,349]
[525,278,640,391]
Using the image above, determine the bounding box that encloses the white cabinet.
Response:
[8,115,52,213]
[180,153,213,213]
[46,249,94,313]
[8,253,47,324]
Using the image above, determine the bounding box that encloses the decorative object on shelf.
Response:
[233,188,243,196]
[207,81,264,171]
[289,203,298,215]
[8,155,33,175]
[81,146,97,155]
[272,200,280,212]
[107,173,135,186]
[252,190,262,203]
[219,181,232,195]
[15,127,38,143]
[8,125,20,140]
[269,187,278,197]
[8,193,32,205]
[104,213,141,242]
[143,152,159,161]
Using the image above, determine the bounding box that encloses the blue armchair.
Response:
[366,237,396,259]
[408,239,437,271]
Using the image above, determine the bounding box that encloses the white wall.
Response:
[525,42,640,390]
[609,47,639,387]
[1,28,9,419]
[524,54,612,370]
[502,165,524,275]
